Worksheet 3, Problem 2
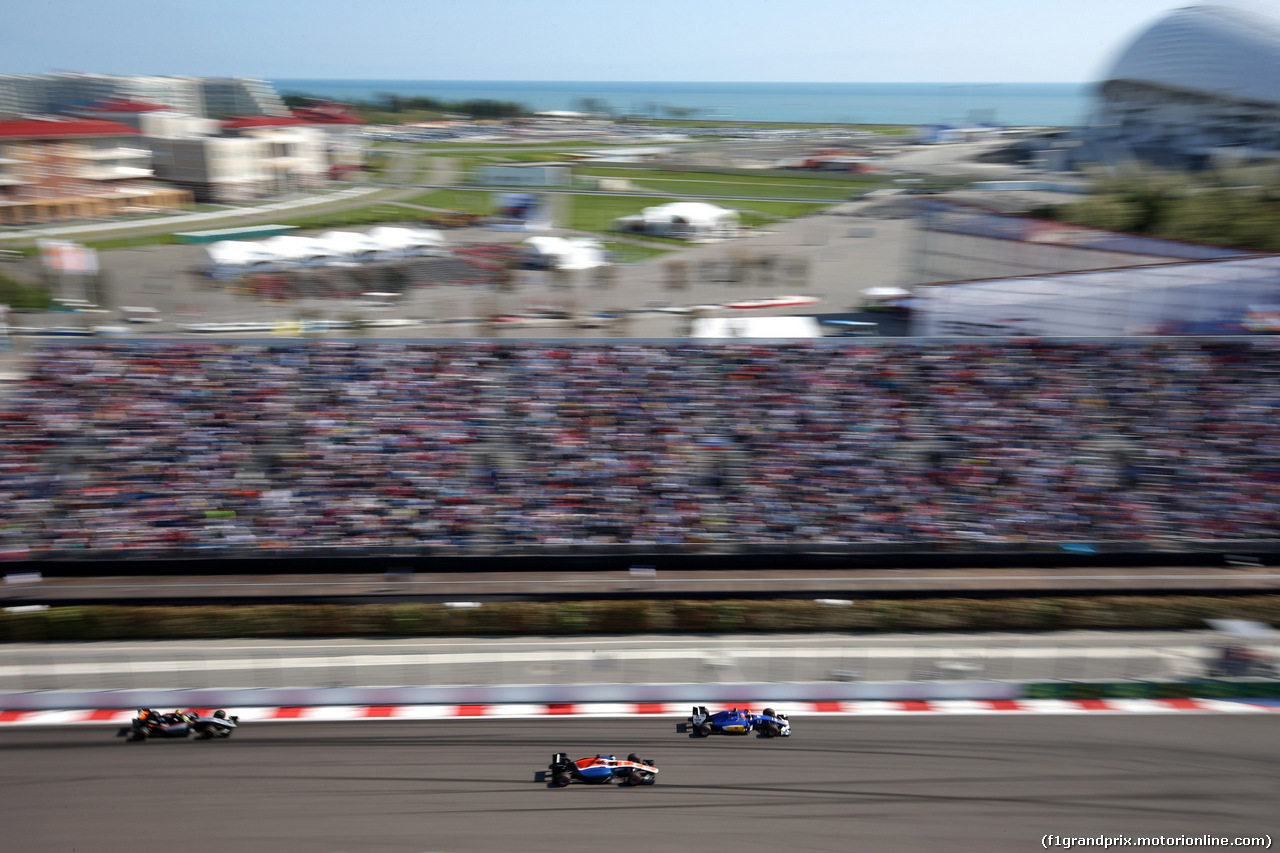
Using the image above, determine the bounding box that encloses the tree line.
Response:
[283,92,528,119]
[1032,165,1280,254]
[282,92,702,121]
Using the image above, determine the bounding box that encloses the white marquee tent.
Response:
[522,236,607,270]
[260,235,343,266]
[318,230,399,263]
[206,227,450,271]
[205,240,279,269]
[366,226,446,256]
[615,202,740,240]
[691,315,823,338]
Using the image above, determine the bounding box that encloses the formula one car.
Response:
[118,709,239,742]
[536,753,659,787]
[1207,644,1280,677]
[1205,619,1280,677]
[677,706,791,738]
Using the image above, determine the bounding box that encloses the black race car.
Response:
[118,709,239,742]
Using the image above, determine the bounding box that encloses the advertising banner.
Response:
[37,240,98,275]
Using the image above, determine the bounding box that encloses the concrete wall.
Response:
[0,681,1022,710]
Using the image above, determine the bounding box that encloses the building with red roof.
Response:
[0,117,141,138]
[83,97,170,114]
[202,106,365,198]
[290,101,364,125]
[221,115,310,130]
[0,117,189,225]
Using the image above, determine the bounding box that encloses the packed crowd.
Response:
[226,250,513,303]
[1,338,1278,554]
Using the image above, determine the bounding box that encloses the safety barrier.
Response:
[5,680,1280,712]
[0,681,1021,711]
[7,540,1280,575]
[1,637,1273,694]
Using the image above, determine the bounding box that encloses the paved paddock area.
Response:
[3,204,916,343]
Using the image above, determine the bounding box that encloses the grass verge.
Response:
[3,596,1279,641]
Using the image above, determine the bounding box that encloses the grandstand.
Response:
[907,199,1272,337]
[909,200,1249,287]
[211,244,524,303]
[1,339,1277,558]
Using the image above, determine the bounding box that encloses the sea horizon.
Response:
[273,79,1094,127]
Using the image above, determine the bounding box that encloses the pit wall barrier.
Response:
[3,679,1277,711]
[0,681,1016,711]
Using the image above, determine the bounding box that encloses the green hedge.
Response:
[1024,680,1280,700]
[5,596,1280,641]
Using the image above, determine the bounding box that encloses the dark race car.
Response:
[536,753,659,788]
[677,706,791,738]
[1208,644,1280,677]
[1205,619,1280,677]
[118,709,239,742]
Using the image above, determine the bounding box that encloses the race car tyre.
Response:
[126,731,146,742]
[697,723,713,738]
[619,772,637,787]
[627,753,642,764]
[196,729,214,740]
[759,725,775,738]
[762,708,776,718]
[552,773,572,788]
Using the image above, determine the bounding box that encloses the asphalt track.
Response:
[3,716,1275,852]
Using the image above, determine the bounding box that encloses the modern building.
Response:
[913,254,1280,337]
[0,73,205,118]
[197,78,289,119]
[150,117,328,202]
[75,97,219,138]
[0,117,190,225]
[0,73,287,120]
[0,77,351,219]
[1088,3,1280,169]
[903,198,1277,337]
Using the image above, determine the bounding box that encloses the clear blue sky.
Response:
[2,1,1273,83]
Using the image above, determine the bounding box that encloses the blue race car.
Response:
[677,705,791,738]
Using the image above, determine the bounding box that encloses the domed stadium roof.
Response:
[1104,4,1280,107]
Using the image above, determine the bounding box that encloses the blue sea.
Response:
[273,80,1093,127]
